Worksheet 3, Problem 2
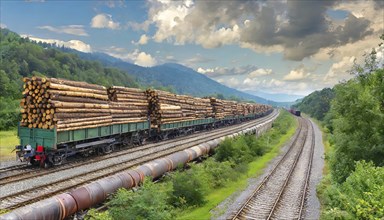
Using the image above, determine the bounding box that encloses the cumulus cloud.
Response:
[104,47,157,67]
[197,67,214,74]
[323,56,356,84]
[248,68,273,78]
[135,51,157,67]
[241,77,311,95]
[143,0,380,61]
[197,65,258,77]
[217,77,241,88]
[132,34,149,45]
[91,14,120,30]
[37,25,88,36]
[283,66,311,81]
[21,35,92,52]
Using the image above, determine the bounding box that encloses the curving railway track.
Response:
[0,110,279,211]
[232,117,315,220]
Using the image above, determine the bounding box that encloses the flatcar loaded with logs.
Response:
[16,77,272,167]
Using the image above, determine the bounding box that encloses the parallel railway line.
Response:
[0,110,278,211]
[232,117,315,220]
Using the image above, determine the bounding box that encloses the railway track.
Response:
[0,110,279,210]
[232,117,315,220]
[0,111,278,185]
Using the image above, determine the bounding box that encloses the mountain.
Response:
[70,51,274,104]
[243,90,304,102]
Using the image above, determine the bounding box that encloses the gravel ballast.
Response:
[212,117,324,220]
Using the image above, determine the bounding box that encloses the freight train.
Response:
[16,77,272,167]
[289,108,301,116]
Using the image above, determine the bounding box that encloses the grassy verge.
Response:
[177,112,298,220]
[0,129,18,161]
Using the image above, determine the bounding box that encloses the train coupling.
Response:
[16,145,46,165]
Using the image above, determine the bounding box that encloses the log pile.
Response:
[107,86,148,124]
[19,76,272,131]
[20,77,112,131]
[145,89,213,126]
[209,98,237,118]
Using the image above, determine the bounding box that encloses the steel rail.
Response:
[231,117,304,220]
[297,119,315,219]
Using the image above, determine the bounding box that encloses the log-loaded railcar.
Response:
[15,77,272,167]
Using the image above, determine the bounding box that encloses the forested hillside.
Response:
[0,28,138,129]
[294,36,384,219]
[292,88,334,121]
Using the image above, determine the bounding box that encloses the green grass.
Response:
[177,114,298,220]
[0,129,19,161]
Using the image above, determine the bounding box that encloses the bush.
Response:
[322,161,384,219]
[107,179,173,220]
[169,169,206,208]
[201,158,237,188]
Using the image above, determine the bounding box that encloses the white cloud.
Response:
[135,51,157,67]
[283,67,311,81]
[22,35,92,52]
[149,0,240,48]
[37,25,88,36]
[104,47,157,67]
[144,0,381,61]
[91,14,120,30]
[0,23,7,28]
[196,65,258,77]
[197,67,214,74]
[323,56,355,84]
[218,77,241,88]
[132,34,149,45]
[248,68,273,78]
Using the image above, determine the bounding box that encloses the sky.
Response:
[1,0,383,97]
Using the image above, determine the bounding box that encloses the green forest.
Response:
[294,36,384,219]
[0,28,139,130]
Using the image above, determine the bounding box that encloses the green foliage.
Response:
[329,68,384,183]
[293,87,335,121]
[85,209,112,220]
[0,28,139,130]
[107,179,173,220]
[169,168,206,207]
[0,97,20,130]
[322,161,384,219]
[214,136,252,165]
[200,158,238,189]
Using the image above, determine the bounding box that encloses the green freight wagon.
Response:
[16,121,149,167]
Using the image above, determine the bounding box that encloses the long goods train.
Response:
[15,77,272,167]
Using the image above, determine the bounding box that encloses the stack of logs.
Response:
[209,98,236,118]
[20,77,112,131]
[20,76,272,131]
[107,86,148,124]
[145,89,213,126]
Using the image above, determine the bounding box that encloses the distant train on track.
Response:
[289,108,301,117]
[16,77,273,167]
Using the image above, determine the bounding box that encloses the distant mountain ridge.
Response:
[72,50,275,104]
[244,90,304,103]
